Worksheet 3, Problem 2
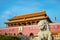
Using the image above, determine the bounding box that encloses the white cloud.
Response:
[45,0,59,4]
[1,10,13,18]
[13,0,29,4]
[1,15,10,19]
[1,16,5,18]
[4,11,12,15]
[31,2,44,7]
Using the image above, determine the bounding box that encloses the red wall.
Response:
[0,27,19,34]
[0,23,60,36]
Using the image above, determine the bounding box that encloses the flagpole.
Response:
[54,16,56,22]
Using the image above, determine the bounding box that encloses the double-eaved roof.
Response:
[5,11,52,24]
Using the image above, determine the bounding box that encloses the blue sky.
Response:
[0,0,60,28]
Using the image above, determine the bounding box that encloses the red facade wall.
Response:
[0,23,60,36]
[0,27,19,34]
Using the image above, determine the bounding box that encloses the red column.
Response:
[10,24,12,27]
[18,23,21,26]
[14,23,16,26]
[35,21,37,24]
[16,23,18,26]
[26,22,28,25]
[14,23,18,26]
[30,21,32,25]
[13,23,14,27]
[20,23,23,26]
[8,24,11,27]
